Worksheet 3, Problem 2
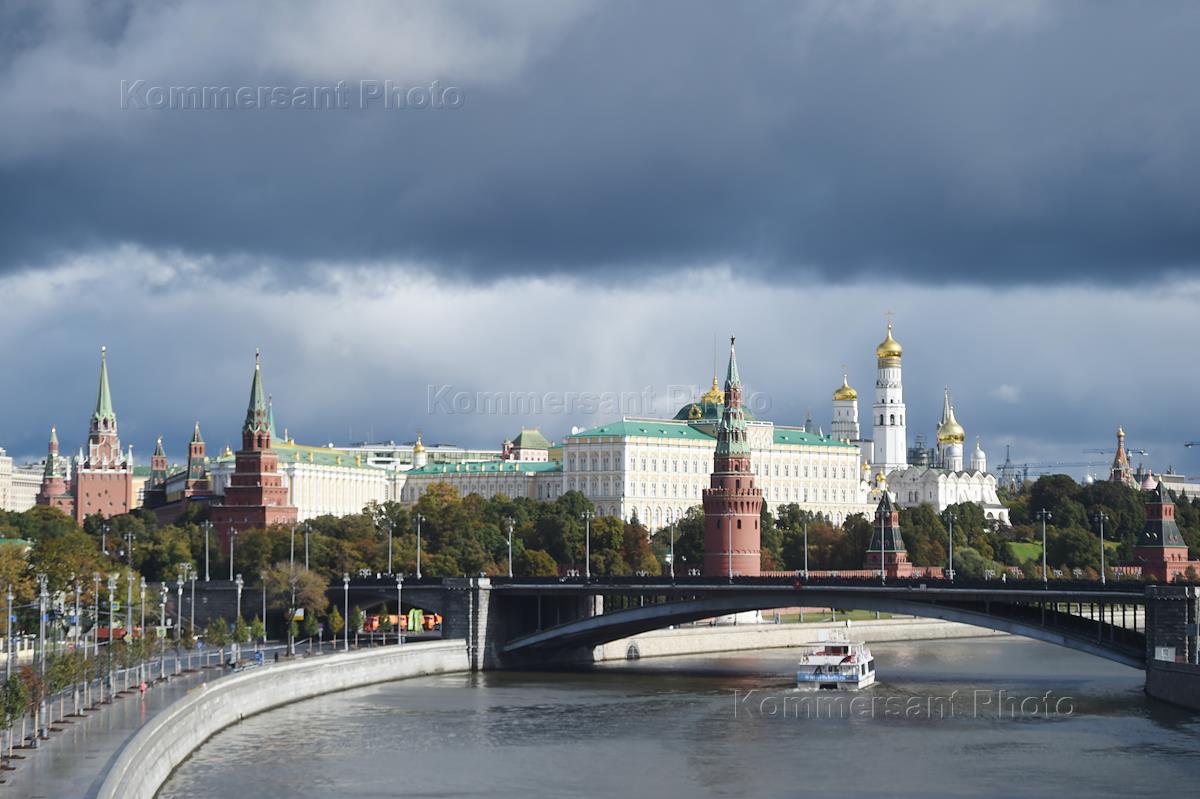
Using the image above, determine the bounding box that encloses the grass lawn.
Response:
[1009,541,1042,561]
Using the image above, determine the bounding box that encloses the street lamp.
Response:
[303,522,310,571]
[235,573,244,620]
[124,531,135,638]
[175,571,184,642]
[37,573,48,743]
[6,584,14,682]
[803,520,809,579]
[158,584,168,681]
[229,528,238,581]
[669,521,676,580]
[107,573,117,692]
[396,575,404,645]
[1094,512,1109,585]
[1035,509,1052,587]
[878,510,887,585]
[414,514,423,579]
[139,577,146,685]
[342,573,350,652]
[943,510,956,582]
[202,521,212,582]
[189,569,196,636]
[505,518,514,578]
[92,572,101,656]
[581,510,594,580]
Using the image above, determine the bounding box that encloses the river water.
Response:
[159,637,1200,798]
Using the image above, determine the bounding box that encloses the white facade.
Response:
[208,441,406,522]
[0,448,10,512]
[400,460,562,503]
[888,465,1010,525]
[562,417,873,529]
[871,323,907,476]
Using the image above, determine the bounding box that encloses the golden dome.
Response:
[412,433,425,454]
[833,373,858,402]
[937,405,965,444]
[875,321,903,361]
[687,403,702,420]
[700,374,724,406]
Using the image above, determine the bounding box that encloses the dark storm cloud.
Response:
[2,0,1200,284]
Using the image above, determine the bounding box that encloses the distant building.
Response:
[0,447,10,512]
[1109,427,1136,488]
[863,492,913,578]
[209,353,297,543]
[36,348,135,523]
[1134,479,1200,582]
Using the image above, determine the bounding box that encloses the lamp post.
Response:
[37,573,48,743]
[203,521,211,582]
[189,570,196,637]
[92,572,101,656]
[158,585,167,681]
[1094,512,1109,585]
[1035,509,1052,586]
[259,571,267,649]
[803,520,809,579]
[581,510,594,580]
[139,577,146,685]
[505,518,514,578]
[396,575,403,645]
[5,585,13,682]
[73,578,81,655]
[414,515,423,579]
[943,510,956,582]
[175,572,183,642]
[106,574,117,693]
[229,528,238,581]
[235,573,244,620]
[342,574,350,652]
[123,532,135,639]
[669,521,676,580]
[303,522,310,571]
[878,510,886,586]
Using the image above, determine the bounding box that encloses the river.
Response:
[158,637,1200,798]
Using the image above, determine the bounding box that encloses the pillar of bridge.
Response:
[1143,585,1200,711]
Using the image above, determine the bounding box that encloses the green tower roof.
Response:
[93,346,115,424]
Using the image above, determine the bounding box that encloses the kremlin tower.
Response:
[1109,427,1135,487]
[209,352,297,545]
[702,337,763,577]
[38,347,134,523]
[1134,480,1199,582]
[863,492,912,578]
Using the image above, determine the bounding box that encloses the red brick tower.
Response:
[702,337,763,577]
[150,436,168,485]
[71,347,133,523]
[1134,480,1197,582]
[36,426,74,515]
[1109,426,1135,488]
[864,492,913,578]
[210,352,296,545]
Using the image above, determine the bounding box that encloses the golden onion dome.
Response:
[700,374,724,406]
[937,405,966,444]
[832,373,857,402]
[412,433,426,454]
[875,321,903,360]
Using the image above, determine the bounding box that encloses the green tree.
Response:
[516,548,558,576]
[250,615,266,643]
[328,606,345,637]
[232,615,251,644]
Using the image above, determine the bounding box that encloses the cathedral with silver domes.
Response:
[831,321,1010,526]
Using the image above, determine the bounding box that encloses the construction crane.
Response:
[1083,447,1149,456]
[1185,442,1200,448]
[995,446,1098,488]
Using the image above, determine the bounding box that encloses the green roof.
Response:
[567,418,854,449]
[510,428,552,449]
[773,427,856,448]
[568,419,715,441]
[408,460,562,475]
[94,347,114,424]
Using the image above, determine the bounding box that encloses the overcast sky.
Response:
[1,1,1198,480]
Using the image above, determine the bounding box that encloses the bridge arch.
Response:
[501,590,1145,669]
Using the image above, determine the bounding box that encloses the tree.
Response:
[261,562,330,616]
[250,615,266,644]
[516,548,558,576]
[328,606,344,638]
[232,615,251,644]
[204,617,230,663]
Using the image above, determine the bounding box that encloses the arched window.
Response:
[737,519,742,529]
[889,414,895,425]
[879,414,884,425]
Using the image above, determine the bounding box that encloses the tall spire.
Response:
[191,421,204,444]
[267,394,278,440]
[153,436,165,457]
[244,349,269,435]
[93,346,115,424]
[724,336,741,388]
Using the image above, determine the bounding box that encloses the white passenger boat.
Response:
[795,635,876,690]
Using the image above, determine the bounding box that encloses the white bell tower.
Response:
[871,318,908,477]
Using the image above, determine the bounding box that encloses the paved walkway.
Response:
[1,667,221,799]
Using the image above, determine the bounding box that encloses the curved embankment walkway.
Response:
[98,641,467,799]
[595,618,1005,661]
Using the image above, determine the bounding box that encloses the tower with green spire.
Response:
[36,426,73,513]
[212,350,296,544]
[187,422,208,484]
[702,337,763,577]
[73,346,133,523]
[150,436,168,485]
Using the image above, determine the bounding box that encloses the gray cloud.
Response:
[1,1,1199,283]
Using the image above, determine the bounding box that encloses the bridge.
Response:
[340,575,1197,679]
